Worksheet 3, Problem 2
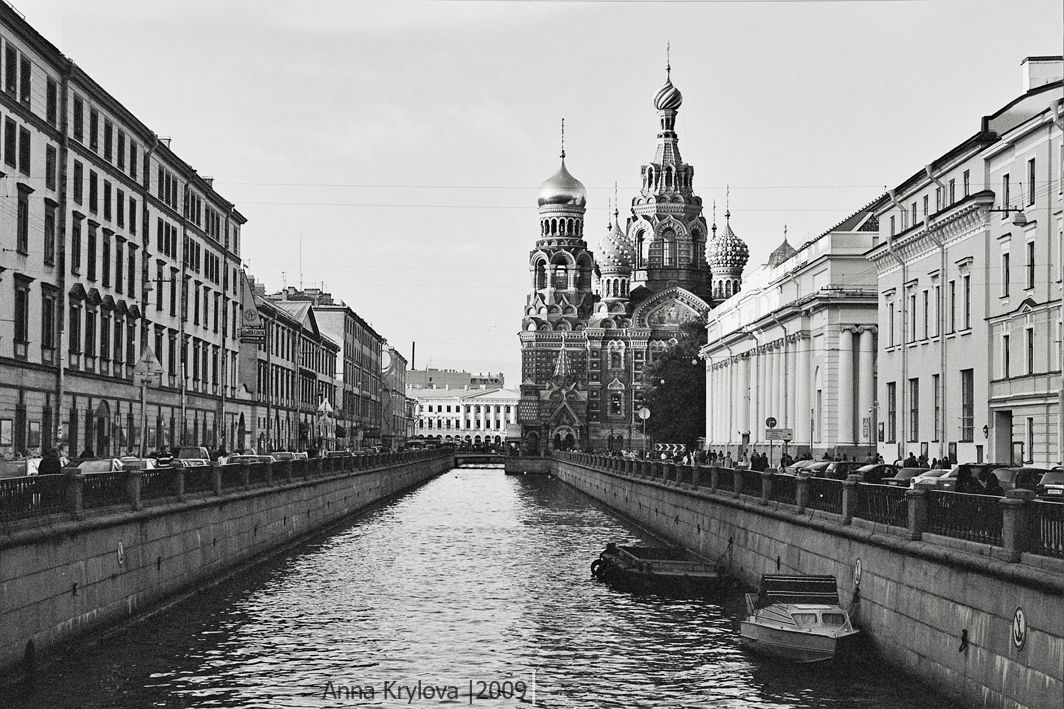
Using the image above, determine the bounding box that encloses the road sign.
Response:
[654,443,687,454]
[765,417,777,429]
[133,346,164,377]
[862,416,871,440]
[637,407,651,420]
[766,428,793,441]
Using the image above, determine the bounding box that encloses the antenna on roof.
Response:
[298,233,303,290]
[560,118,566,159]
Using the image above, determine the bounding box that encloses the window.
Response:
[19,55,30,106]
[935,186,942,211]
[948,280,956,332]
[889,215,896,237]
[1027,159,1036,206]
[45,144,56,190]
[886,382,897,443]
[1001,251,1010,296]
[932,373,940,442]
[16,185,29,254]
[115,240,123,292]
[46,78,57,125]
[117,130,125,170]
[44,201,56,265]
[18,125,29,174]
[68,303,81,353]
[130,141,138,180]
[962,275,971,329]
[922,195,928,217]
[102,235,111,287]
[922,290,929,339]
[73,95,83,141]
[89,108,98,151]
[960,369,974,441]
[103,119,113,161]
[156,262,164,311]
[1026,327,1034,374]
[103,180,111,221]
[911,202,917,225]
[1025,418,1034,463]
[73,161,83,204]
[963,170,970,197]
[3,116,15,167]
[41,289,56,351]
[1025,241,1035,289]
[1001,174,1010,215]
[129,198,137,235]
[4,44,15,95]
[933,284,940,337]
[13,277,30,358]
[87,226,97,281]
[908,293,917,342]
[117,189,125,228]
[85,309,96,357]
[948,179,955,204]
[89,171,97,213]
[908,378,919,442]
[100,312,110,361]
[71,218,82,273]
[1002,333,1010,378]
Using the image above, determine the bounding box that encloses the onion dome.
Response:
[538,158,587,207]
[597,211,635,274]
[707,211,749,270]
[653,75,683,111]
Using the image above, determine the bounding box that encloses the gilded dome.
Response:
[597,213,634,274]
[538,158,587,207]
[653,75,683,111]
[707,214,749,270]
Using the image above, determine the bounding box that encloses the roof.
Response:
[409,387,520,402]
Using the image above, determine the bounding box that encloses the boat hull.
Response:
[739,621,857,664]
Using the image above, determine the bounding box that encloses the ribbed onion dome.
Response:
[653,75,683,111]
[597,214,635,274]
[707,214,749,270]
[538,158,587,207]
[768,238,797,268]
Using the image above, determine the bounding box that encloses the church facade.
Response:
[517,66,749,453]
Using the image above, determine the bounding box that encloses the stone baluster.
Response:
[796,474,810,512]
[760,471,773,505]
[171,466,186,500]
[66,470,84,519]
[906,482,935,540]
[842,474,863,524]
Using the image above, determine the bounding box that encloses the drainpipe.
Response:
[742,325,762,448]
[924,166,949,460]
[886,189,908,454]
[140,135,159,446]
[54,59,73,453]
[1051,104,1064,464]
[219,204,234,450]
[179,181,189,445]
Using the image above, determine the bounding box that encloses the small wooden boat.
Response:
[740,575,859,663]
[591,543,724,594]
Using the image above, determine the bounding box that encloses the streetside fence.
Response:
[0,449,452,527]
[557,453,1064,562]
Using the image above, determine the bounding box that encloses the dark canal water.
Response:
[3,468,958,708]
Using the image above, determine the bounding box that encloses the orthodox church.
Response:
[517,62,750,453]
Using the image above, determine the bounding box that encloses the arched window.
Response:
[610,393,623,416]
[536,261,548,290]
[639,233,650,266]
[610,351,622,369]
[553,264,568,289]
[662,228,676,266]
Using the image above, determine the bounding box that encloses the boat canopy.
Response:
[757,575,840,607]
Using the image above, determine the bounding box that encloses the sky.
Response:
[12,0,1063,386]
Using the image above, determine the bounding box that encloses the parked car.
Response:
[1035,469,1064,500]
[271,451,296,461]
[881,467,931,488]
[119,456,158,471]
[228,453,277,464]
[936,463,1010,491]
[75,458,125,474]
[910,468,951,487]
[990,467,1051,494]
[854,463,897,484]
[824,461,863,480]
[174,446,211,467]
[803,461,833,477]
[0,458,43,478]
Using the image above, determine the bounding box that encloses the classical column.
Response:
[752,350,764,439]
[704,359,713,445]
[786,342,797,430]
[858,327,876,451]
[795,336,810,447]
[837,328,855,446]
[778,340,789,427]
[739,355,751,436]
[726,360,734,445]
[768,343,779,425]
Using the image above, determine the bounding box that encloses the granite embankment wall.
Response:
[554,455,1063,709]
[0,451,453,673]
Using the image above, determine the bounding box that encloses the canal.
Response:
[3,468,959,708]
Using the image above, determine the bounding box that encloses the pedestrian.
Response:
[904,452,919,468]
[38,448,63,476]
[954,467,981,494]
[978,469,1004,496]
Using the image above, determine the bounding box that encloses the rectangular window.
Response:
[889,215,895,237]
[922,195,928,217]
[960,369,974,441]
[103,180,112,221]
[103,119,113,161]
[73,160,83,204]
[908,293,917,342]
[13,278,29,350]
[948,280,956,333]
[1002,174,1010,214]
[18,125,29,174]
[45,144,56,190]
[68,303,81,353]
[130,141,138,180]
[46,78,57,125]
[1002,252,1010,296]
[933,284,941,337]
[932,373,941,442]
[962,275,971,329]
[1027,159,1036,206]
[129,198,137,235]
[1026,327,1035,374]
[102,236,111,287]
[963,170,970,197]
[922,290,929,339]
[19,55,30,106]
[89,108,98,151]
[116,188,125,228]
[935,186,942,211]
[85,309,95,357]
[100,312,110,361]
[156,262,164,311]
[1025,240,1035,289]
[73,95,83,141]
[886,382,897,443]
[71,219,82,273]
[3,116,15,167]
[4,44,15,95]
[87,226,97,281]
[949,179,955,204]
[44,201,56,265]
[89,171,98,213]
[911,202,917,225]
[1026,418,1034,463]
[1002,333,1011,378]
[16,186,29,254]
[41,290,55,350]
[127,249,136,298]
[115,240,123,292]
[117,130,125,170]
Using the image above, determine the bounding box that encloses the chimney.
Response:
[1021,56,1063,92]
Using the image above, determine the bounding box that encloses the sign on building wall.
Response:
[239,308,266,344]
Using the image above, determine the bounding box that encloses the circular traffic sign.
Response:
[1012,607,1027,650]
[766,417,777,429]
[853,558,862,589]
[637,407,651,420]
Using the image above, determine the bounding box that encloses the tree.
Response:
[642,319,707,448]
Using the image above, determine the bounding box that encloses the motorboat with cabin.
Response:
[591,543,725,594]
[740,575,859,663]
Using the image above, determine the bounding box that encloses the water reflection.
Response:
[3,468,956,708]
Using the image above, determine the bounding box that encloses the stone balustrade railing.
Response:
[556,452,1064,562]
[0,449,453,526]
